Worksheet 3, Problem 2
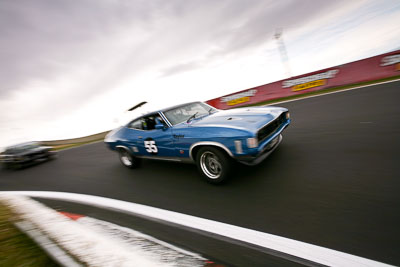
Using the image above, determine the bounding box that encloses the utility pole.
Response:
[274,28,292,78]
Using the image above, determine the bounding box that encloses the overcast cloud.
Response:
[0,0,399,148]
[0,0,342,97]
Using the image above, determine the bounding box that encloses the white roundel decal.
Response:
[144,139,158,154]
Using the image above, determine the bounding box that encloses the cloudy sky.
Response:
[1,0,399,148]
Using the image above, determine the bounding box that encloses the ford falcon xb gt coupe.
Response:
[104,101,290,183]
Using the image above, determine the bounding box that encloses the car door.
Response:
[136,127,175,158]
[127,114,174,158]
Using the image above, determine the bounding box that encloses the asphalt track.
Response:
[1,80,400,266]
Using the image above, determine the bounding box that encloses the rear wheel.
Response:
[118,149,141,169]
[196,147,232,184]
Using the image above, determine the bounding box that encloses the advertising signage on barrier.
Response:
[381,53,400,71]
[282,69,339,91]
[207,49,400,110]
[221,89,258,106]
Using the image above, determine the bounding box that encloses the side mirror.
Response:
[155,117,166,130]
[155,123,165,130]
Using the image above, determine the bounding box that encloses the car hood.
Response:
[188,106,286,132]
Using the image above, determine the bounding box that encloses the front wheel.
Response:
[1,163,10,170]
[48,151,58,160]
[118,149,141,169]
[196,147,232,184]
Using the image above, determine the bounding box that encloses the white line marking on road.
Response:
[0,191,394,267]
[267,78,400,105]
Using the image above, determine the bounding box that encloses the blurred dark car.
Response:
[0,142,56,169]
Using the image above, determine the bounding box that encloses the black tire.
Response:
[196,146,232,184]
[48,151,58,160]
[1,163,9,170]
[11,162,23,170]
[118,149,141,169]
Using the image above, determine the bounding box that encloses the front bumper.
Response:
[234,117,289,165]
[1,151,55,164]
[236,134,282,166]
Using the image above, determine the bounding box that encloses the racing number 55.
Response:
[144,140,158,153]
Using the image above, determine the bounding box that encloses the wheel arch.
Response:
[189,142,233,161]
[116,145,131,153]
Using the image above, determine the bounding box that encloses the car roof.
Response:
[7,141,39,148]
[136,101,202,117]
[6,141,39,150]
[127,101,212,124]
[159,101,200,113]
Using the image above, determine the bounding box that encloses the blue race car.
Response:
[104,102,290,183]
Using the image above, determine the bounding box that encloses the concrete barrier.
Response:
[207,49,400,109]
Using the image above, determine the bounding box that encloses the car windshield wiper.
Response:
[187,112,198,123]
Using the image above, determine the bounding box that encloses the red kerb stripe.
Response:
[59,211,85,221]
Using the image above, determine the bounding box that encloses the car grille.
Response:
[257,112,287,143]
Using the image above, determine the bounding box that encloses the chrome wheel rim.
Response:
[120,151,132,166]
[200,151,222,179]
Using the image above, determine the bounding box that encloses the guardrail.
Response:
[206,49,400,109]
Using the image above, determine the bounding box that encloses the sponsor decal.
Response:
[221,89,257,106]
[282,69,339,91]
[381,54,400,66]
[292,79,325,91]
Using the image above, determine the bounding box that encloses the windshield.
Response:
[6,142,39,154]
[163,102,216,126]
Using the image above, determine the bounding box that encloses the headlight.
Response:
[285,112,290,120]
[247,137,258,148]
[13,156,24,162]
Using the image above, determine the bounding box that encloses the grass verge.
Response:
[49,138,104,151]
[0,202,59,267]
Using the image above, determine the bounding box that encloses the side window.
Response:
[128,119,142,130]
[128,114,164,131]
[142,116,156,130]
